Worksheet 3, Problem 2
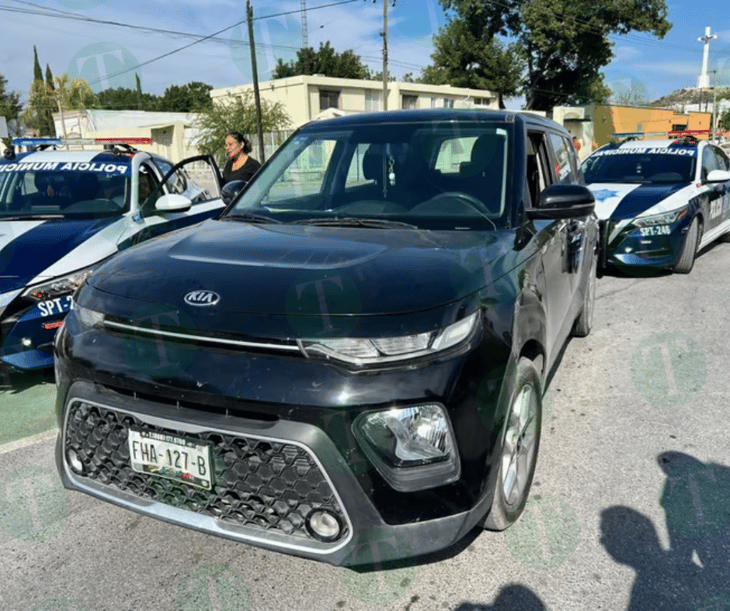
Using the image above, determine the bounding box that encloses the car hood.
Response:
[0,217,117,293]
[588,183,692,221]
[587,182,692,221]
[87,219,519,317]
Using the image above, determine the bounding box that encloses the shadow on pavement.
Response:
[601,451,730,610]
[454,584,546,610]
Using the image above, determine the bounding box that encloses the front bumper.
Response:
[56,380,492,566]
[603,217,690,271]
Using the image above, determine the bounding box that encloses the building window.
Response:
[443,98,455,108]
[473,97,489,106]
[431,97,438,108]
[319,90,340,111]
[402,94,418,110]
[672,123,687,131]
[365,90,381,111]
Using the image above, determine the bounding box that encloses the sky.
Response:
[0,0,729,110]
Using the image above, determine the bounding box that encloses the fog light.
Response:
[66,448,84,475]
[21,337,32,348]
[306,509,343,542]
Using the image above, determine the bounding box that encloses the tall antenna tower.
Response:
[301,0,309,49]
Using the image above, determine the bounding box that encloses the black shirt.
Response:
[223,155,261,185]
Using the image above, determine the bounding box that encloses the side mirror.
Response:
[527,184,595,220]
[221,180,247,206]
[706,169,730,184]
[155,193,192,213]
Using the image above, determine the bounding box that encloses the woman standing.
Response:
[222,132,261,185]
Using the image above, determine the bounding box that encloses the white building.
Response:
[210,75,499,129]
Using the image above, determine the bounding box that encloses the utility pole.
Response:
[381,0,388,111]
[247,0,266,163]
[711,70,719,142]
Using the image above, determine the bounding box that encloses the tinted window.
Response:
[233,121,512,229]
[583,147,696,184]
[548,134,576,184]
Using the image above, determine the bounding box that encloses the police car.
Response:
[582,132,730,273]
[0,137,224,371]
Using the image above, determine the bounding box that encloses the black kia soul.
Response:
[55,109,598,566]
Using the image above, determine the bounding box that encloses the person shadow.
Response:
[601,451,730,610]
[454,584,546,610]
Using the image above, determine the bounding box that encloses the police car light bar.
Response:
[610,131,668,138]
[12,137,153,147]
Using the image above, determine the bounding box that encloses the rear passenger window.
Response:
[434,137,478,175]
[548,134,577,184]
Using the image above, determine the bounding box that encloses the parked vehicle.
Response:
[0,138,223,371]
[582,134,730,273]
[55,110,598,565]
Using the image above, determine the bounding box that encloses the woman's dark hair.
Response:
[226,131,252,154]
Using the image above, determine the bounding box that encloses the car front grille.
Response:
[64,400,348,542]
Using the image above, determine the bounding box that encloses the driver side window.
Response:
[138,164,161,209]
[526,133,551,207]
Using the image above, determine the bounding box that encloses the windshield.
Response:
[0,163,130,218]
[229,121,512,230]
[582,147,696,184]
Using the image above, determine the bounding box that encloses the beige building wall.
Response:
[210,75,499,129]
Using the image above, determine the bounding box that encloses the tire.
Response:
[674,216,700,274]
[483,357,543,531]
[572,256,597,337]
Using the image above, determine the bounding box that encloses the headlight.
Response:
[22,264,98,302]
[71,300,105,330]
[353,404,460,492]
[299,312,478,366]
[633,207,688,227]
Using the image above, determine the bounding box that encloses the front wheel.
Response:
[674,216,700,274]
[572,256,597,337]
[483,357,543,531]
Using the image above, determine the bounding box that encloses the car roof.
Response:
[299,108,565,132]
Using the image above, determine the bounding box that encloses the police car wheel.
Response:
[674,216,700,274]
[483,357,542,531]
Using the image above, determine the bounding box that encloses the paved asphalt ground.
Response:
[2,242,730,611]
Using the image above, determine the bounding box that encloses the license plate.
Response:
[128,427,212,490]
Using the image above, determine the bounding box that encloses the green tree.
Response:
[157,82,213,112]
[194,90,290,165]
[45,64,54,91]
[0,72,22,147]
[33,46,43,83]
[24,47,55,136]
[720,109,730,131]
[436,0,671,110]
[97,87,160,111]
[53,74,98,110]
[273,41,370,79]
[428,15,523,108]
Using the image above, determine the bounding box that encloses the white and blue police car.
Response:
[0,137,224,371]
[582,133,730,273]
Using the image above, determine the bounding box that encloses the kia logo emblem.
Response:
[184,290,220,306]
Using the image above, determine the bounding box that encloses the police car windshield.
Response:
[229,121,512,230]
[0,167,130,218]
[583,147,696,184]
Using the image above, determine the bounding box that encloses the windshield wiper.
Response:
[221,212,282,224]
[292,217,419,229]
